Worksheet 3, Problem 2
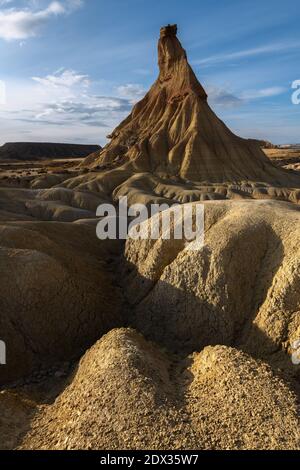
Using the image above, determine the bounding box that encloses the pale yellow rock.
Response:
[19,329,300,450]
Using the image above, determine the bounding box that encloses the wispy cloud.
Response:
[34,96,132,124]
[240,86,286,100]
[206,84,287,108]
[206,86,243,107]
[0,67,135,137]
[194,41,300,66]
[0,0,83,41]
[32,68,90,88]
[116,83,145,101]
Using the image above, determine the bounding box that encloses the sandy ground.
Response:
[0,158,83,185]
[264,149,300,172]
[0,152,299,450]
[1,151,299,181]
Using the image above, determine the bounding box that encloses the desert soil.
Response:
[0,162,299,449]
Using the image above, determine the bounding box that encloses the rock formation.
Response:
[83,24,297,188]
[0,221,123,384]
[18,329,300,450]
[124,199,300,362]
[1,26,298,217]
[0,25,299,451]
[248,139,278,149]
[1,199,300,450]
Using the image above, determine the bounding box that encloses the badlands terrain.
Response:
[0,25,300,450]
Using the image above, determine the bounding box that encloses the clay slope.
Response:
[83,24,298,188]
[0,199,299,450]
[0,221,123,384]
[19,329,300,450]
[124,199,300,366]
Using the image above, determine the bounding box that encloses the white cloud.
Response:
[206,85,243,107]
[0,0,83,41]
[116,83,145,102]
[34,96,132,123]
[66,0,84,9]
[206,84,286,108]
[32,68,90,88]
[195,41,300,67]
[29,70,131,127]
[241,86,286,100]
[0,67,137,144]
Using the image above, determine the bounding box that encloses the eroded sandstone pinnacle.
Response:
[83,25,299,187]
[160,24,178,37]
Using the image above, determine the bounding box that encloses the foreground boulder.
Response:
[19,328,300,450]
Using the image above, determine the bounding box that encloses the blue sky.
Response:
[0,0,299,145]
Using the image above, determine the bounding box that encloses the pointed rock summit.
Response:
[84,25,298,188]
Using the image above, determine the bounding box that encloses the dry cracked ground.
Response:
[0,174,299,450]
